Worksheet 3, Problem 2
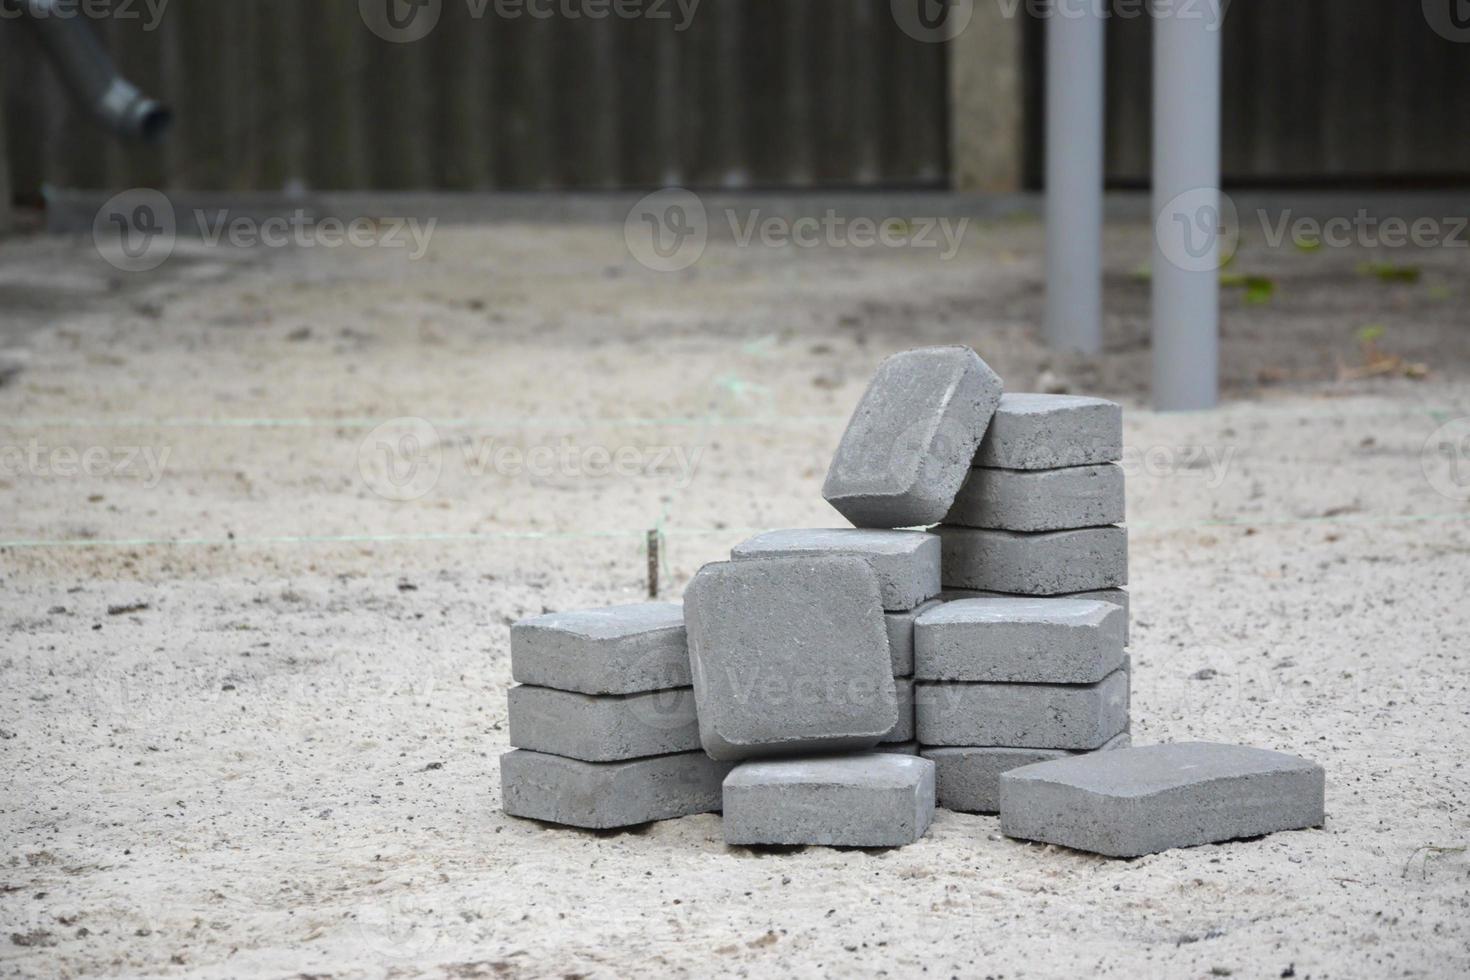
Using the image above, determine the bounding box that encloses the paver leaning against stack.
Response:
[499,344,1326,856]
[500,603,734,828]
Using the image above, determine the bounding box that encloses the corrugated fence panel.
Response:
[2,0,948,196]
[9,0,1468,197]
[1099,0,1470,187]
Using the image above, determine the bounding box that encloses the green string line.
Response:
[0,415,847,430]
[2,511,1466,550]
[1,404,1466,430]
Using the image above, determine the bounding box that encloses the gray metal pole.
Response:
[1151,0,1223,410]
[1043,4,1105,354]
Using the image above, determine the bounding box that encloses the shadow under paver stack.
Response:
[501,346,1325,856]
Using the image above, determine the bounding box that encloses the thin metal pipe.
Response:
[1151,0,1222,410]
[1044,4,1105,354]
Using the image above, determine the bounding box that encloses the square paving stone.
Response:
[684,556,897,760]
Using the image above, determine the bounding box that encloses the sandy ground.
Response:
[2,205,1469,978]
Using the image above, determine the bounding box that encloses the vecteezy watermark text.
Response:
[0,440,171,488]
[359,0,699,43]
[0,0,170,31]
[357,417,705,501]
[624,188,971,272]
[92,189,436,272]
[1155,188,1470,271]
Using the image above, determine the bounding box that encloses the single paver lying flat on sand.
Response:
[915,597,1126,683]
[500,749,735,829]
[511,602,689,695]
[507,684,700,762]
[885,599,941,675]
[974,393,1122,470]
[938,525,1127,595]
[916,665,1130,749]
[731,528,941,611]
[999,741,1326,857]
[940,586,1130,643]
[922,732,1131,813]
[945,463,1124,532]
[822,346,1003,529]
[684,556,898,760]
[723,754,936,847]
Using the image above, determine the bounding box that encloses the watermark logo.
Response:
[626,189,972,271]
[621,641,699,732]
[1422,417,1470,502]
[359,417,444,502]
[93,188,176,272]
[625,187,708,272]
[1155,187,1239,273]
[361,0,699,40]
[93,191,437,271]
[358,420,705,499]
[987,0,1231,30]
[892,0,973,43]
[353,884,445,959]
[1423,0,1470,43]
[361,0,442,42]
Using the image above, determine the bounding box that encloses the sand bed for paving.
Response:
[2,218,1468,978]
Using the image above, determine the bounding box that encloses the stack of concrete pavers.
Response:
[500,603,734,829]
[914,597,1131,812]
[500,344,1325,855]
[894,391,1132,812]
[684,347,1001,845]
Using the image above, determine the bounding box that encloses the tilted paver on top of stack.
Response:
[821,345,1003,530]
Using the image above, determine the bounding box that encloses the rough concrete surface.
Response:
[883,599,940,676]
[945,461,1125,531]
[506,684,700,762]
[938,524,1128,594]
[916,666,1131,749]
[923,730,1132,814]
[722,755,936,848]
[501,748,733,830]
[510,601,688,695]
[974,393,1123,470]
[941,585,1131,643]
[882,677,915,744]
[821,345,1002,528]
[914,596,1126,683]
[2,215,1469,977]
[730,527,941,611]
[998,741,1327,858]
[683,557,896,760]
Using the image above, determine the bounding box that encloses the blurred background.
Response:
[3,0,1470,202]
